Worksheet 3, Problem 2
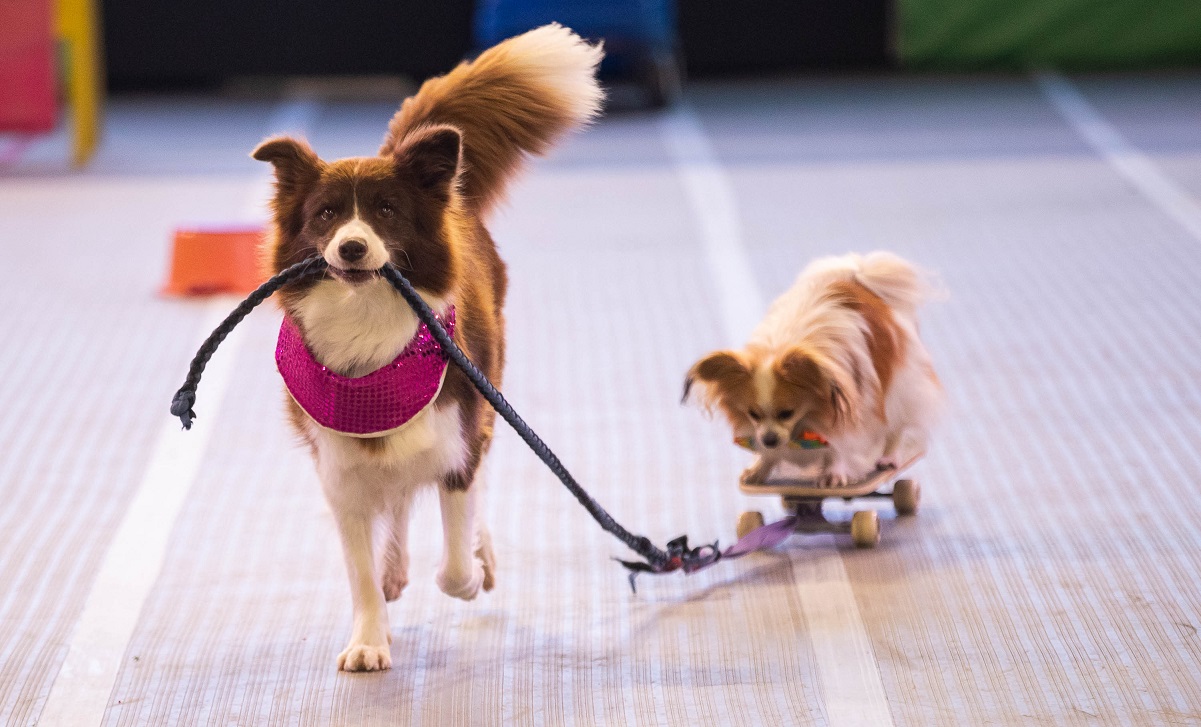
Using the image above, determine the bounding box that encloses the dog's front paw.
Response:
[741,459,772,484]
[819,466,851,488]
[436,560,486,601]
[876,454,899,470]
[338,641,392,672]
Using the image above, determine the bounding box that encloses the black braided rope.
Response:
[169,256,328,429]
[377,264,672,571]
[169,255,724,580]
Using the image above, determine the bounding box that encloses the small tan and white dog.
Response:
[253,26,603,671]
[684,252,943,487]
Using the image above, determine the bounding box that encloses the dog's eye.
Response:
[379,203,395,218]
[748,409,763,421]
[318,207,336,221]
[777,409,795,420]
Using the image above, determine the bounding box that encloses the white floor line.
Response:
[37,99,317,727]
[37,299,246,727]
[659,107,766,343]
[660,104,895,727]
[1036,71,1201,243]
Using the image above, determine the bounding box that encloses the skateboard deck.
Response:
[738,452,923,500]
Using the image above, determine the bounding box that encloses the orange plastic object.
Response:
[162,227,267,297]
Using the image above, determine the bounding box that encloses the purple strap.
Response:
[720,515,799,559]
[620,514,798,588]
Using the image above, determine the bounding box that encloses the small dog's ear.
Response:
[829,380,852,426]
[776,347,856,427]
[681,376,695,404]
[683,350,749,404]
[393,124,462,200]
[774,348,822,389]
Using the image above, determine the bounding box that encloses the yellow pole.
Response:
[55,0,103,166]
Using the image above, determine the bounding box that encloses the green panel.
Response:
[900,0,1201,70]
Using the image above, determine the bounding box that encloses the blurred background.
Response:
[95,0,1201,84]
[4,0,1201,165]
[4,2,1201,726]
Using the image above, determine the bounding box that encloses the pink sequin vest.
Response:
[275,307,455,437]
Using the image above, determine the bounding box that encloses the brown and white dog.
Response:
[252,25,603,671]
[685,252,943,487]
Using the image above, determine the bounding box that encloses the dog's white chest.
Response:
[293,278,465,486]
[312,402,467,487]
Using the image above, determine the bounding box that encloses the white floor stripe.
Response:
[660,104,895,727]
[1036,71,1201,243]
[660,107,766,343]
[37,298,246,727]
[37,99,317,726]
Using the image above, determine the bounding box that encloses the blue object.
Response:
[474,0,677,74]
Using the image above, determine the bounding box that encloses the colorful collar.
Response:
[735,431,829,450]
[275,307,455,437]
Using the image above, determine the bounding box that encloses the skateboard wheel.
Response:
[893,479,920,516]
[850,510,880,548]
[737,511,765,539]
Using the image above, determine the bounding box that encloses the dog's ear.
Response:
[392,124,462,200]
[683,350,750,404]
[774,347,822,389]
[251,136,321,190]
[828,380,852,427]
[775,347,855,427]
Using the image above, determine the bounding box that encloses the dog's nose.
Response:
[761,432,779,449]
[338,239,368,263]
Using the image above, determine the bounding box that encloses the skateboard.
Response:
[735,453,923,548]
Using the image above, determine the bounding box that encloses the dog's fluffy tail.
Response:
[380,23,603,216]
[850,252,939,320]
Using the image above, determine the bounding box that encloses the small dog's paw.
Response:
[876,454,898,470]
[741,461,772,484]
[436,560,486,601]
[337,642,392,672]
[819,468,850,488]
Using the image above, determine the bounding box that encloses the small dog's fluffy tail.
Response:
[850,251,937,320]
[790,251,936,321]
[380,23,603,216]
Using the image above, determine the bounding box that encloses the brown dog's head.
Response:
[683,345,855,451]
[252,124,465,296]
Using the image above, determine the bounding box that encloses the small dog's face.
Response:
[252,125,463,295]
[684,347,852,452]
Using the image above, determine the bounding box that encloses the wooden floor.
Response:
[3,72,1201,726]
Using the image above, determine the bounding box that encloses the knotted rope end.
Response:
[171,389,197,430]
[617,535,724,592]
